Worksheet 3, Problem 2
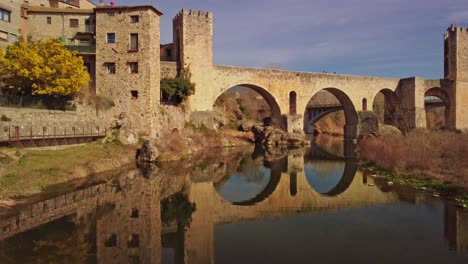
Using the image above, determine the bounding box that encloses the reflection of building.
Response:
[445,204,468,252]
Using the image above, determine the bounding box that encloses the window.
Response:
[69,19,78,28]
[0,31,7,42]
[107,33,115,43]
[130,15,139,23]
[105,63,116,74]
[130,90,138,100]
[85,19,90,25]
[47,17,51,24]
[9,34,17,43]
[1,9,11,22]
[131,208,139,218]
[107,12,115,16]
[129,62,138,73]
[105,233,117,247]
[130,33,138,51]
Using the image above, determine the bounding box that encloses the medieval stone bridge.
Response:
[157,11,468,139]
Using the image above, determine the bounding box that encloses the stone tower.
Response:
[95,6,162,137]
[444,25,468,81]
[173,9,214,111]
[444,25,468,130]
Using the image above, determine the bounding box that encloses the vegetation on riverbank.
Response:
[0,142,136,199]
[359,129,468,206]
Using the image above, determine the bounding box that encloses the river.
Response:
[0,136,467,263]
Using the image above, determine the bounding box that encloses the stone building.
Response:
[0,0,25,50]
[95,5,162,137]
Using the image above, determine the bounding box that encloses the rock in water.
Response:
[251,125,309,147]
[136,140,159,163]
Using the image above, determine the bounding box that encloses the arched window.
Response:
[362,98,367,111]
[289,91,297,114]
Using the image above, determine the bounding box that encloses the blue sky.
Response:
[95,0,468,79]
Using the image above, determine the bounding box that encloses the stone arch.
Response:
[425,87,450,129]
[372,88,400,127]
[289,91,297,115]
[304,88,359,140]
[214,83,283,128]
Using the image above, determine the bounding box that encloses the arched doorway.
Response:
[425,88,450,129]
[214,84,283,129]
[303,88,358,141]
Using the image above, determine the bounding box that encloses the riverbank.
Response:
[0,142,137,199]
[359,129,468,206]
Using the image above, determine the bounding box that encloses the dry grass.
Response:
[359,130,468,189]
[0,142,136,198]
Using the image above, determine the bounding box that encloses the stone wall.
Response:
[161,61,177,78]
[0,0,22,50]
[26,6,95,43]
[0,106,111,140]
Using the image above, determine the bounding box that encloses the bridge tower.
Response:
[444,25,468,130]
[173,9,214,111]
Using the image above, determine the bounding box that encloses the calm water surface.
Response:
[0,137,467,264]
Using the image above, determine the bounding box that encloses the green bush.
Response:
[160,77,195,104]
[1,114,11,121]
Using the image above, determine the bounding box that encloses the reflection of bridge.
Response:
[0,150,467,263]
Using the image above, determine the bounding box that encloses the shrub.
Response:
[0,114,11,121]
[160,77,195,105]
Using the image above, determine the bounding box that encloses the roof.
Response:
[27,6,94,14]
[95,5,163,16]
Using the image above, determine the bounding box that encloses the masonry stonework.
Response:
[95,6,161,137]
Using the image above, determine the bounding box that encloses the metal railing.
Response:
[0,125,108,146]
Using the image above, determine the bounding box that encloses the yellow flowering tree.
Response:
[0,38,90,97]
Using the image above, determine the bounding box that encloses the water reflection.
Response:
[0,140,467,263]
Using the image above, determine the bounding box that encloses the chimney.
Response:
[99,0,104,6]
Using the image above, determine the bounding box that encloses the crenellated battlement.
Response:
[173,8,213,21]
[445,24,468,38]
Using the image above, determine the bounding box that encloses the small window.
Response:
[47,17,51,24]
[85,19,90,25]
[130,33,138,51]
[130,15,139,23]
[131,90,138,100]
[131,208,139,218]
[69,19,79,28]
[128,234,140,248]
[107,12,115,16]
[9,34,17,43]
[107,33,115,43]
[0,31,8,42]
[129,62,138,73]
[105,233,117,247]
[105,63,116,74]
[165,48,172,58]
[1,9,11,22]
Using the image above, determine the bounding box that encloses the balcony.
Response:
[65,45,96,54]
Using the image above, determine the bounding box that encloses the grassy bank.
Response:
[0,142,136,199]
[359,129,468,206]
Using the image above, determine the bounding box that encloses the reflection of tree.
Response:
[32,234,91,264]
[162,193,196,231]
[0,217,92,264]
